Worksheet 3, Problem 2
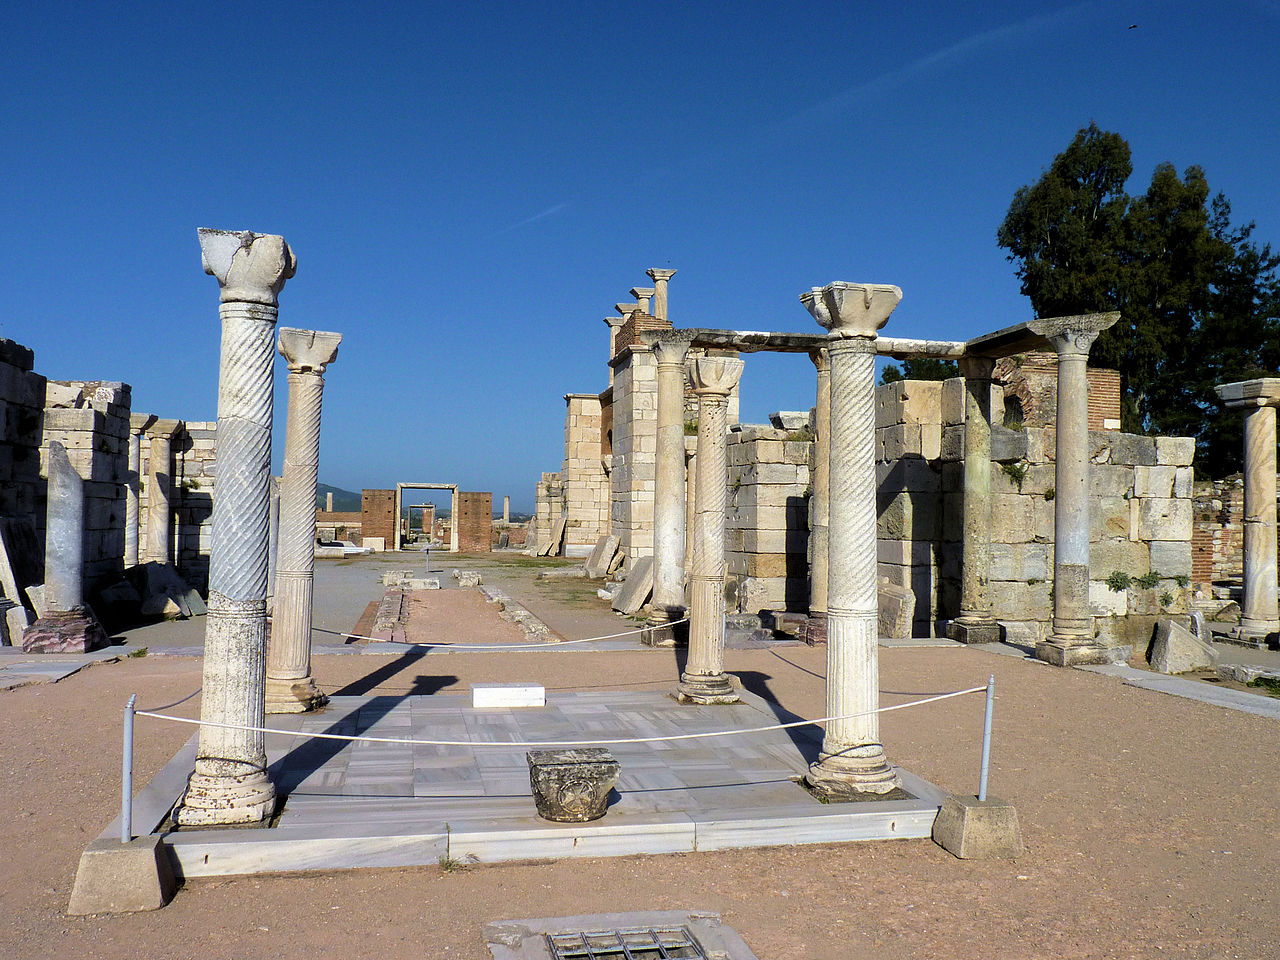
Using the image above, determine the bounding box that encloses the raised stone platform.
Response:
[95,690,945,879]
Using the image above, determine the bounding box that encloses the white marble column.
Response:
[947,355,1001,644]
[267,328,341,714]
[144,422,180,564]
[630,287,655,315]
[804,282,901,798]
[650,338,691,642]
[1215,379,1280,640]
[1030,312,1121,667]
[647,269,676,322]
[124,428,141,567]
[503,496,510,524]
[677,356,744,704]
[176,228,295,827]
[450,488,460,552]
[804,343,830,643]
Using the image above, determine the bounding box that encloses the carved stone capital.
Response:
[629,286,655,301]
[808,344,830,372]
[803,282,901,339]
[1216,378,1280,410]
[278,328,342,374]
[615,302,640,317]
[646,268,677,283]
[653,338,691,368]
[603,315,627,330]
[1027,312,1120,358]
[688,356,743,396]
[198,228,296,306]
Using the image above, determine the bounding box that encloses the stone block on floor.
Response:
[931,794,1025,860]
[67,835,176,915]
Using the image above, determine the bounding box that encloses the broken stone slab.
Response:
[583,534,620,578]
[1149,617,1219,674]
[931,794,1025,860]
[769,410,810,430]
[452,570,482,588]
[596,588,613,601]
[92,580,143,630]
[21,609,110,653]
[404,578,440,590]
[527,747,619,822]
[1217,662,1280,685]
[878,576,915,639]
[26,583,46,618]
[611,556,654,615]
[67,835,176,915]
[381,569,414,585]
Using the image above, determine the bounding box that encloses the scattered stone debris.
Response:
[1149,617,1219,674]
[453,570,482,588]
[480,585,553,642]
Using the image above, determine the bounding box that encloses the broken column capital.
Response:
[1215,378,1280,409]
[802,282,901,339]
[1027,311,1119,358]
[652,337,691,368]
[198,228,296,306]
[808,344,830,372]
[278,328,342,375]
[688,356,743,397]
[143,418,182,439]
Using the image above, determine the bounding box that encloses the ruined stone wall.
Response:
[530,471,562,552]
[561,394,609,552]
[136,419,217,591]
[609,345,657,567]
[877,377,1194,644]
[361,489,396,546]
[724,425,811,615]
[315,510,362,542]
[0,340,45,532]
[1190,477,1254,587]
[994,353,1123,431]
[455,491,492,553]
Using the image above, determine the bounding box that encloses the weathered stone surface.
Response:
[769,410,810,430]
[877,576,915,638]
[21,608,109,652]
[1138,498,1193,541]
[67,836,176,915]
[1148,539,1192,578]
[1149,617,1219,674]
[454,570,482,588]
[1156,436,1196,466]
[527,747,619,822]
[932,794,1025,859]
[611,555,654,615]
[990,425,1027,463]
[583,535,620,578]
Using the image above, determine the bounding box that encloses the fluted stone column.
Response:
[630,287,654,314]
[947,355,1001,644]
[804,344,830,644]
[1031,312,1122,667]
[1215,378,1280,641]
[677,356,744,704]
[124,429,141,567]
[144,422,180,564]
[603,316,627,384]
[176,228,295,827]
[267,476,280,602]
[22,443,109,652]
[650,338,691,643]
[804,282,901,798]
[647,268,676,322]
[267,328,341,714]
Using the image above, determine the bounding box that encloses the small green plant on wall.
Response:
[1105,571,1132,592]
[1134,572,1161,590]
[1000,461,1028,492]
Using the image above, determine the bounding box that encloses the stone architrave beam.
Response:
[1030,312,1122,667]
[947,355,1001,644]
[646,268,676,322]
[649,338,691,643]
[266,327,341,714]
[21,442,109,652]
[676,355,744,704]
[1215,378,1280,641]
[803,282,902,798]
[176,228,295,827]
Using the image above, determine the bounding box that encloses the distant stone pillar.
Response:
[947,355,1001,644]
[267,328,341,714]
[650,338,691,641]
[144,423,180,564]
[176,228,295,827]
[804,282,902,798]
[22,442,109,652]
[630,287,655,315]
[603,316,627,385]
[647,269,676,322]
[503,495,510,524]
[325,491,333,512]
[804,343,830,643]
[124,429,141,567]
[1215,378,1280,640]
[1031,312,1122,667]
[677,355,743,704]
[450,488,460,552]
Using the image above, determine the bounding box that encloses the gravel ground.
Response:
[1,566,1276,960]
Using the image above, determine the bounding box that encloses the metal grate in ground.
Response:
[546,925,704,959]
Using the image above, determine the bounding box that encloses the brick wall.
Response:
[361,489,396,545]
[994,352,1123,431]
[1191,477,1247,587]
[613,312,672,353]
[455,491,492,553]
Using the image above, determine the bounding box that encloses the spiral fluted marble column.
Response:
[647,268,676,322]
[804,282,901,798]
[650,337,692,644]
[266,328,341,713]
[947,355,1001,644]
[804,343,830,643]
[1030,312,1121,667]
[1215,378,1280,641]
[677,355,744,705]
[176,228,295,827]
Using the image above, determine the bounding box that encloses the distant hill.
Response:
[316,483,361,512]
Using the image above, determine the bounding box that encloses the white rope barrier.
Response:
[336,618,690,648]
[133,684,987,749]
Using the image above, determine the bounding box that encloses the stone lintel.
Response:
[1215,378,1280,408]
[143,418,182,438]
[197,228,296,305]
[277,327,341,373]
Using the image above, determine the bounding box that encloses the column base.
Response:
[802,613,827,645]
[1236,619,1279,648]
[1034,637,1128,667]
[22,608,110,653]
[174,768,275,827]
[805,746,901,799]
[946,618,1002,645]
[265,675,328,714]
[676,672,740,705]
[643,610,687,647]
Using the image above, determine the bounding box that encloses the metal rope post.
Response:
[121,694,137,844]
[978,674,994,801]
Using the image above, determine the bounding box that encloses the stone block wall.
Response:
[136,419,217,591]
[530,471,562,552]
[724,425,811,615]
[455,491,492,553]
[315,510,362,542]
[561,394,609,550]
[994,353,1123,431]
[610,346,658,567]
[361,489,396,546]
[1190,477,1253,588]
[0,340,45,530]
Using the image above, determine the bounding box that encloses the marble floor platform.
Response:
[104,689,946,879]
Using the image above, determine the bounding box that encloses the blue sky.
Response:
[3,1,1277,511]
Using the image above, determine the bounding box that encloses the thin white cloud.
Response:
[486,202,568,239]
